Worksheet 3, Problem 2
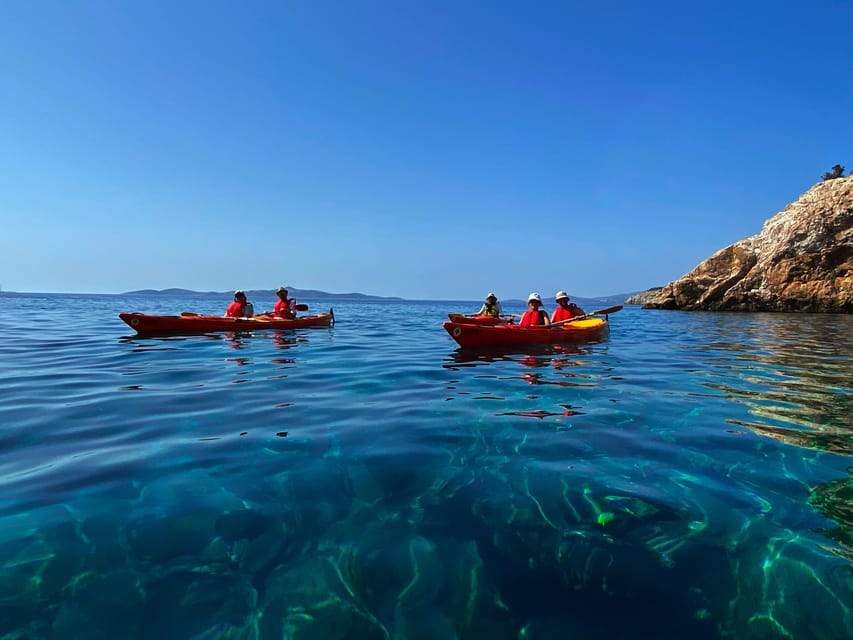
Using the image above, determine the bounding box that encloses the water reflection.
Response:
[445,343,583,367]
[272,331,305,350]
[496,407,583,419]
[445,344,597,393]
[689,315,853,452]
[726,418,851,455]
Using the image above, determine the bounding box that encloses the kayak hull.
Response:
[120,311,335,334]
[447,313,511,325]
[443,318,608,348]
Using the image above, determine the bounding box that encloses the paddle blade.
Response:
[295,303,309,311]
[551,305,624,327]
[180,311,201,317]
[592,305,623,316]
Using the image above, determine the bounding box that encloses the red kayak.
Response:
[443,317,608,348]
[120,310,335,334]
[447,313,512,325]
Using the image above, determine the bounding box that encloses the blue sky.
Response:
[1,1,850,300]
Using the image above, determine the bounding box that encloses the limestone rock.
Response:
[625,288,663,305]
[644,176,853,312]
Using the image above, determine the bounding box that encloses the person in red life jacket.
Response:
[519,292,551,327]
[225,290,254,318]
[551,291,585,323]
[272,286,297,319]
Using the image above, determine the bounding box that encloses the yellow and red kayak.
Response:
[443,317,608,348]
[446,313,511,325]
[120,310,335,334]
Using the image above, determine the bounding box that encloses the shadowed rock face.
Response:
[644,176,853,312]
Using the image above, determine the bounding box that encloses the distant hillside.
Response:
[123,288,220,296]
[122,287,403,301]
[502,293,631,308]
[589,292,641,307]
[122,288,638,305]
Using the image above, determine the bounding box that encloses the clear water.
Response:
[1,292,851,639]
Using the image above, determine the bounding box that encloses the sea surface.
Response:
[1,292,851,640]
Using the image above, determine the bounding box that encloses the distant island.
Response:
[120,288,636,306]
[121,287,404,301]
[481,293,634,308]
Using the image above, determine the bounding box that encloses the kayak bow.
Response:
[446,313,511,325]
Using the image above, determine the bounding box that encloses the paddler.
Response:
[272,287,297,319]
[476,292,504,318]
[225,290,254,318]
[551,291,585,323]
[519,292,551,327]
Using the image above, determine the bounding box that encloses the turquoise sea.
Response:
[1,292,851,640]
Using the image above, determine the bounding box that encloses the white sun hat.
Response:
[527,292,542,303]
[555,291,569,301]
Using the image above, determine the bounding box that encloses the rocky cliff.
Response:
[625,288,663,305]
[643,176,853,312]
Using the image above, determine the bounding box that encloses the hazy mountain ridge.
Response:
[121,288,637,306]
[122,287,404,301]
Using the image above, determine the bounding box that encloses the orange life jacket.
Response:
[520,309,546,327]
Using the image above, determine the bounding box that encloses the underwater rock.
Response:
[180,574,258,626]
[236,525,287,574]
[51,570,146,639]
[343,461,386,505]
[258,553,390,640]
[137,473,244,513]
[136,571,257,638]
[809,474,853,561]
[126,510,219,563]
[214,509,275,543]
[719,537,853,638]
[0,504,96,611]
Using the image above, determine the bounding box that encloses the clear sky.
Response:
[1,1,850,300]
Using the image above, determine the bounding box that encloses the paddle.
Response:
[264,303,309,315]
[180,311,251,319]
[261,303,309,314]
[506,305,623,327]
[551,305,623,327]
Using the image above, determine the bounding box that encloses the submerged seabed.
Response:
[0,293,852,639]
